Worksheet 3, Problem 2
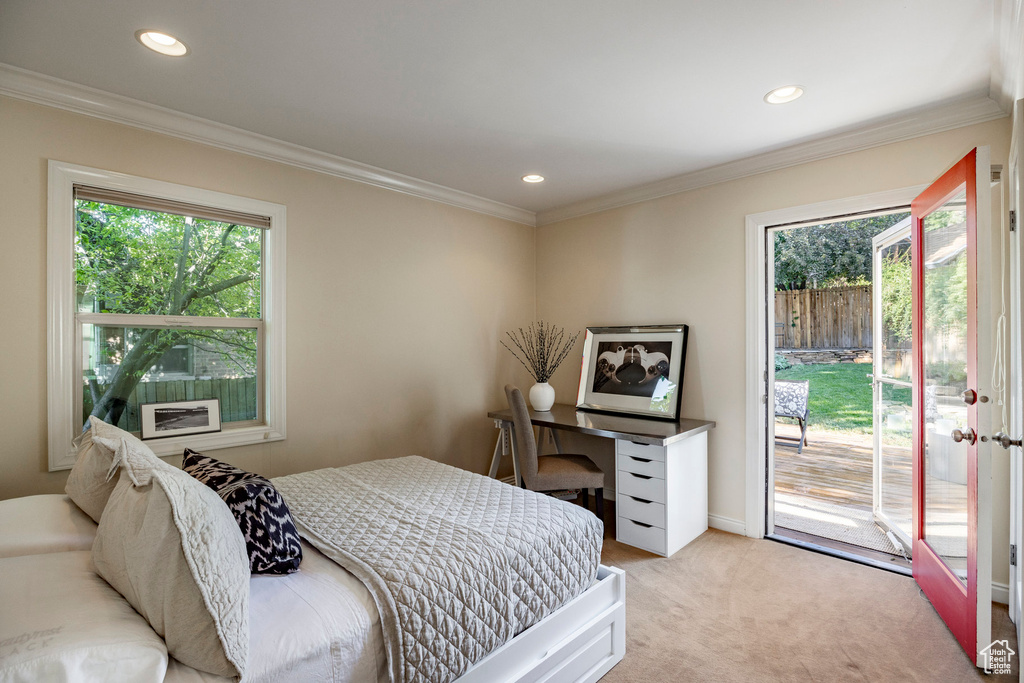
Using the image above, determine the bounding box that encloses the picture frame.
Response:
[576,325,688,420]
[140,398,222,440]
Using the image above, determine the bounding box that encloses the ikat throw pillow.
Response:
[182,449,302,575]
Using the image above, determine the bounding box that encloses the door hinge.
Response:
[1011,209,1017,232]
[1012,544,1017,567]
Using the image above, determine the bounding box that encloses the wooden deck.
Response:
[773,425,883,511]
[773,423,967,566]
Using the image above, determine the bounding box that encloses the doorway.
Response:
[745,153,1015,670]
[767,209,914,571]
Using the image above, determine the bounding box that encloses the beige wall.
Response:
[0,95,537,500]
[536,118,1014,583]
[2,93,1015,585]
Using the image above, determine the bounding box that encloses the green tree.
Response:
[76,201,261,426]
[774,213,909,290]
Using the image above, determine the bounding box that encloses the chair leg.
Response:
[595,488,604,521]
[798,417,807,454]
[581,488,590,511]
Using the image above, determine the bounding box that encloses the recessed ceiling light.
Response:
[135,29,189,57]
[764,85,804,104]
[522,174,545,183]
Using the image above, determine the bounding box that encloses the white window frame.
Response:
[47,160,286,470]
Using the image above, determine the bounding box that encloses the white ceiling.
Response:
[0,0,1003,215]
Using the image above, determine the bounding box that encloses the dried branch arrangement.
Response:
[501,321,580,383]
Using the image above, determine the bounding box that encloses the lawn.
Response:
[776,363,876,433]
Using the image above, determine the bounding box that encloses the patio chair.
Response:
[775,380,810,453]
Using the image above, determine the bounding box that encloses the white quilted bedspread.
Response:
[272,456,603,683]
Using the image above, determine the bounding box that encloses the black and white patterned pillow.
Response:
[182,449,302,575]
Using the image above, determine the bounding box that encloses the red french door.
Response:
[912,147,991,665]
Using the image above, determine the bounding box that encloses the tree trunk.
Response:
[89,328,179,427]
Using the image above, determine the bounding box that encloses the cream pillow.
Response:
[0,550,168,683]
[64,416,117,522]
[92,440,250,679]
[64,415,159,523]
[89,415,158,461]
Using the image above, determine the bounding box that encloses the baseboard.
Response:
[993,581,1010,606]
[708,513,746,536]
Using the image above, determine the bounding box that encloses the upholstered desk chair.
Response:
[504,385,605,518]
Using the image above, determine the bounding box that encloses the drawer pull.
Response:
[629,456,652,463]
[630,520,653,529]
[628,472,652,480]
[629,441,650,446]
[628,496,653,505]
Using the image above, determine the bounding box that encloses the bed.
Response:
[0,451,625,683]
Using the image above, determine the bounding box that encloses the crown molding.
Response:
[536,95,1008,226]
[0,64,537,227]
[2,63,1011,231]
[992,0,1024,111]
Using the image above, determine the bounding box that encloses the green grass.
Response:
[776,363,875,433]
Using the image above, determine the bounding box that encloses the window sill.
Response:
[52,424,285,471]
[146,424,285,459]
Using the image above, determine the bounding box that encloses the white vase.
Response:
[529,382,555,412]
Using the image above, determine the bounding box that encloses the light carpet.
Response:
[599,528,1015,682]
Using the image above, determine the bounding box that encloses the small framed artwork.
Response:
[140,398,222,440]
[576,325,688,420]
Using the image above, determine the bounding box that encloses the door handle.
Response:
[951,428,977,445]
[960,389,989,405]
[992,432,1023,449]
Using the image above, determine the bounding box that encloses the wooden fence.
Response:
[775,286,872,349]
[83,377,258,433]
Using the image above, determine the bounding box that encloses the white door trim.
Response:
[1007,100,1024,635]
[744,186,926,538]
[870,217,913,552]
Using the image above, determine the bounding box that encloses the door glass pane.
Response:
[922,187,969,583]
[879,381,913,543]
[879,236,913,382]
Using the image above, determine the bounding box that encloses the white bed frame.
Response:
[458,565,626,683]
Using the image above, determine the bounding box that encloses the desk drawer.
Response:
[617,517,667,556]
[618,452,666,478]
[617,471,666,504]
[617,494,666,528]
[617,439,667,462]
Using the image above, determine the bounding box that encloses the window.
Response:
[48,161,286,469]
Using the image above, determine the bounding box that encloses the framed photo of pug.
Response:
[140,398,222,440]
[576,325,688,420]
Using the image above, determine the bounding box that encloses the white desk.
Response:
[487,404,715,557]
